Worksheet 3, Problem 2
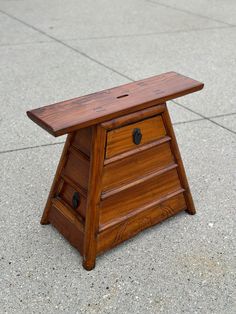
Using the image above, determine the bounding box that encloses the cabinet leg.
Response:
[83,125,106,271]
[185,207,196,215]
[82,257,96,271]
[40,215,51,225]
[40,134,73,225]
[162,104,196,216]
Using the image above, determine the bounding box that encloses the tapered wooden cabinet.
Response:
[27,72,204,270]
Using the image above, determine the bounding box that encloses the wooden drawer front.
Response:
[59,182,87,218]
[63,150,89,190]
[102,142,174,192]
[105,115,166,158]
[100,168,182,226]
[97,193,186,254]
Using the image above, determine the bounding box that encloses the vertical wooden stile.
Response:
[83,124,106,270]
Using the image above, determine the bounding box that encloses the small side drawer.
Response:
[105,115,166,158]
[58,182,87,218]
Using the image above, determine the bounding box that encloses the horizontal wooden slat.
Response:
[69,145,90,162]
[102,141,175,193]
[61,174,87,198]
[99,188,185,232]
[104,136,171,165]
[27,72,204,136]
[51,198,85,232]
[101,104,165,130]
[101,163,178,200]
[99,168,182,225]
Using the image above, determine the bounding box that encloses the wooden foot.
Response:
[185,208,196,215]
[82,259,96,271]
[40,217,50,225]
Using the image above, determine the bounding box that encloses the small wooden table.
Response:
[27,72,204,270]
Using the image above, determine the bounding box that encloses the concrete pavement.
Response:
[0,0,235,313]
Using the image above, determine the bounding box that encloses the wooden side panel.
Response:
[59,182,87,218]
[62,150,89,190]
[106,115,166,158]
[97,193,186,254]
[40,134,73,224]
[102,142,174,192]
[162,104,196,214]
[48,205,84,255]
[72,127,92,156]
[99,168,182,225]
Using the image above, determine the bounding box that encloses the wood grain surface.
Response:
[62,149,90,190]
[72,127,92,156]
[58,182,87,219]
[83,125,107,270]
[102,142,175,192]
[34,73,203,270]
[48,203,84,255]
[105,115,166,158]
[97,192,186,254]
[99,168,182,225]
[27,72,204,136]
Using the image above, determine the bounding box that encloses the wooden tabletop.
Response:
[27,72,204,137]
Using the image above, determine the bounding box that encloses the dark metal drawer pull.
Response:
[72,192,80,209]
[133,128,142,145]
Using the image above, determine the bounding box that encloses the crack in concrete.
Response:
[146,0,235,27]
[0,6,235,157]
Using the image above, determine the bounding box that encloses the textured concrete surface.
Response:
[66,27,236,117]
[0,0,235,313]
[0,0,226,40]
[211,114,236,133]
[151,0,236,25]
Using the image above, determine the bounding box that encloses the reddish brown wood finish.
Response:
[162,104,196,215]
[40,133,73,224]
[101,141,174,192]
[97,192,186,254]
[101,104,165,130]
[99,168,182,225]
[27,72,204,270]
[83,125,107,270]
[105,115,166,158]
[72,127,92,156]
[62,149,90,190]
[59,183,87,218]
[27,72,203,136]
[48,203,84,254]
